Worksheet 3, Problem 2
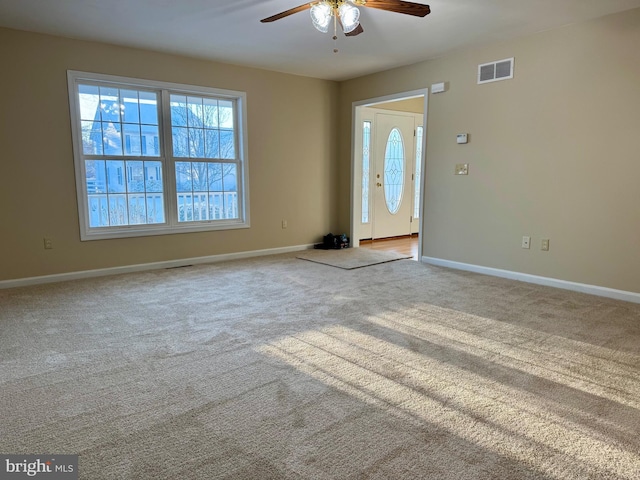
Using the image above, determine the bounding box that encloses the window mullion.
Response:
[160,89,178,227]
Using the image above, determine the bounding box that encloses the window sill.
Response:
[80,220,250,241]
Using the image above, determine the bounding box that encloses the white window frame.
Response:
[67,70,250,241]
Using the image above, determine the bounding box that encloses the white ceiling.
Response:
[1,0,639,81]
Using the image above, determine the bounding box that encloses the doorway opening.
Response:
[350,89,428,261]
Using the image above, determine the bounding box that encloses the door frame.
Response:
[350,89,429,261]
[365,108,422,240]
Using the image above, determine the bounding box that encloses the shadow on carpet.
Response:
[297,248,412,269]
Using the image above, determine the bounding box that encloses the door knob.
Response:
[376,182,382,187]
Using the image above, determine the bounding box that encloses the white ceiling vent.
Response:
[477,57,514,84]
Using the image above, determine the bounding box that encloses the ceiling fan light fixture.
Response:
[310,3,332,33]
[338,2,360,33]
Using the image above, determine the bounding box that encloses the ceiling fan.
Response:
[261,0,431,39]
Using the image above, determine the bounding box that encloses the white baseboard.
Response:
[422,256,640,304]
[0,244,315,290]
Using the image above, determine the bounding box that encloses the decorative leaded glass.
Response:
[362,121,371,224]
[383,128,404,215]
[415,126,423,219]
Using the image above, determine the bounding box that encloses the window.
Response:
[67,71,249,240]
[383,128,405,215]
[414,125,423,220]
[361,121,371,224]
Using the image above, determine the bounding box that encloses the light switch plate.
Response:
[455,163,469,175]
[457,133,468,144]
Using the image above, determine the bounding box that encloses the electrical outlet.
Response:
[43,237,53,249]
[541,238,550,251]
[521,236,530,249]
[281,220,288,229]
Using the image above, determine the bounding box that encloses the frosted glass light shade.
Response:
[338,3,360,33]
[310,3,332,33]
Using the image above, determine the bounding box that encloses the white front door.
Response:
[372,113,415,239]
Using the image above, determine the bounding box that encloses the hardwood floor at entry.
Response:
[359,235,419,261]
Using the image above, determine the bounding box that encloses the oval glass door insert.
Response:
[383,127,405,214]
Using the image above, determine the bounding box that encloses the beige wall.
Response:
[3,8,640,293]
[339,8,640,293]
[0,28,339,281]
[372,97,424,113]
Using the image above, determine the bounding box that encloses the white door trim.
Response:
[350,89,429,261]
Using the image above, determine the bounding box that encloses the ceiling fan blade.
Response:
[260,3,313,23]
[360,0,430,17]
[345,23,364,37]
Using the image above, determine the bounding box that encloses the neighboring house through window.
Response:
[67,70,249,240]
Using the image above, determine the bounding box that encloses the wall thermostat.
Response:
[456,133,468,144]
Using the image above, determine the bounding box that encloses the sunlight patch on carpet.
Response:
[258,318,640,479]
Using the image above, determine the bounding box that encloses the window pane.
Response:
[210,192,223,220]
[102,122,123,155]
[172,127,189,157]
[86,160,106,193]
[88,194,109,227]
[191,162,208,191]
[123,124,142,156]
[121,89,140,124]
[139,91,159,125]
[219,130,235,159]
[108,194,128,225]
[224,192,238,220]
[106,160,125,193]
[189,128,204,158]
[81,88,159,159]
[187,96,203,127]
[193,193,208,221]
[205,130,220,159]
[219,100,234,129]
[208,163,223,191]
[78,84,100,121]
[81,121,103,155]
[175,162,192,192]
[177,193,193,222]
[203,98,218,128]
[144,161,163,193]
[222,164,238,220]
[141,125,160,157]
[170,95,188,127]
[99,87,121,123]
[415,126,423,219]
[222,163,237,192]
[128,194,147,224]
[84,158,165,228]
[176,161,239,223]
[146,194,165,223]
[126,161,145,193]
[362,121,371,224]
[384,128,404,215]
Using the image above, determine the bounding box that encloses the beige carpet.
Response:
[1,253,640,479]
[297,248,412,269]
